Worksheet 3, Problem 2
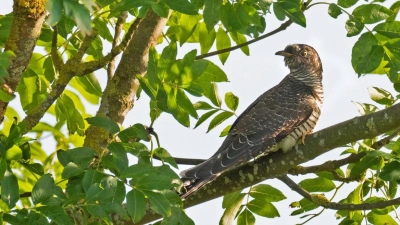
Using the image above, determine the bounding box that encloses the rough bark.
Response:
[84,10,168,154]
[130,103,400,225]
[0,0,46,124]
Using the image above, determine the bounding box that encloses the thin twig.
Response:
[107,11,128,80]
[195,20,293,60]
[279,175,400,211]
[51,26,64,71]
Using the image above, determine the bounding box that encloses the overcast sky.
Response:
[2,1,399,224]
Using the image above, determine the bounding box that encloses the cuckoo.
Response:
[180,44,324,199]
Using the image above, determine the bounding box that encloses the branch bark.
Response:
[0,0,46,124]
[131,103,400,225]
[84,10,169,154]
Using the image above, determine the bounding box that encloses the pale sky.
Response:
[2,0,399,224]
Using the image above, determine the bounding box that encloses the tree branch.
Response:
[0,0,46,124]
[278,175,400,211]
[131,103,400,224]
[107,11,128,80]
[195,20,293,60]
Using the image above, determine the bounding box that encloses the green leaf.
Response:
[112,0,155,14]
[61,162,84,179]
[17,69,48,114]
[55,94,85,135]
[236,2,261,27]
[86,205,110,223]
[367,212,397,225]
[379,161,400,181]
[299,177,336,192]
[230,32,249,56]
[23,163,44,176]
[350,151,389,178]
[74,74,102,97]
[38,205,73,225]
[352,33,383,74]
[387,1,400,21]
[368,86,395,105]
[220,191,246,225]
[154,148,178,169]
[46,0,63,26]
[194,109,219,128]
[273,2,286,21]
[216,27,231,64]
[345,16,364,37]
[0,89,14,102]
[247,199,280,218]
[249,184,286,202]
[373,21,400,38]
[337,0,358,8]
[0,50,14,83]
[208,82,222,107]
[352,102,379,115]
[273,1,306,27]
[1,171,19,208]
[176,89,198,119]
[352,4,394,24]
[82,170,104,192]
[237,209,255,225]
[219,124,232,137]
[207,111,234,132]
[163,0,198,15]
[145,191,171,217]
[69,77,99,104]
[86,116,120,134]
[328,3,342,19]
[162,207,194,225]
[32,174,55,204]
[224,92,239,111]
[193,101,214,110]
[0,158,7,181]
[118,123,150,142]
[107,142,129,174]
[93,18,113,42]
[62,0,92,34]
[198,23,216,54]
[389,180,398,199]
[203,0,222,31]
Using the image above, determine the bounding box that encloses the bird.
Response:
[179,44,324,199]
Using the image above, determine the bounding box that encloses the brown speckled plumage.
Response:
[180,44,323,199]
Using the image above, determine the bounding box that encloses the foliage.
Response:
[0,0,399,224]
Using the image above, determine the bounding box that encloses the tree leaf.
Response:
[373,21,400,38]
[38,205,72,225]
[273,1,306,27]
[219,124,232,137]
[153,147,178,169]
[273,2,286,21]
[163,0,197,15]
[145,191,171,217]
[207,111,234,132]
[352,33,383,75]
[162,207,194,225]
[352,102,379,115]
[198,22,216,54]
[352,4,393,24]
[82,170,104,192]
[216,27,231,64]
[32,174,55,204]
[62,0,92,34]
[220,191,245,225]
[203,0,222,31]
[247,199,280,218]
[118,123,150,142]
[379,161,400,181]
[0,50,14,83]
[46,0,63,26]
[328,3,342,19]
[55,94,85,136]
[299,177,336,192]
[194,109,219,128]
[193,101,214,110]
[387,1,400,21]
[350,151,389,178]
[61,162,84,179]
[1,171,19,208]
[86,116,120,134]
[237,209,255,225]
[230,32,249,56]
[338,0,358,8]
[368,86,395,105]
[367,212,397,225]
[345,16,364,37]
[224,92,239,111]
[249,184,286,202]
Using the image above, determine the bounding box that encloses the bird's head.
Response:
[275,44,323,76]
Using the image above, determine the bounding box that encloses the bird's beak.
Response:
[275,51,294,57]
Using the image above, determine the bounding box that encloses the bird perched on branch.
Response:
[179,44,324,199]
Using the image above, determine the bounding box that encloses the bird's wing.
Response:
[180,77,315,180]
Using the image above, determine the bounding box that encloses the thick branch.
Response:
[134,103,400,224]
[279,175,400,210]
[0,0,46,124]
[84,10,168,153]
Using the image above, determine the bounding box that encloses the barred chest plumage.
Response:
[279,85,323,153]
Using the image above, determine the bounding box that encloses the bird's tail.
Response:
[179,175,217,199]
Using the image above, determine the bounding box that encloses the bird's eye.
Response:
[300,51,307,57]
